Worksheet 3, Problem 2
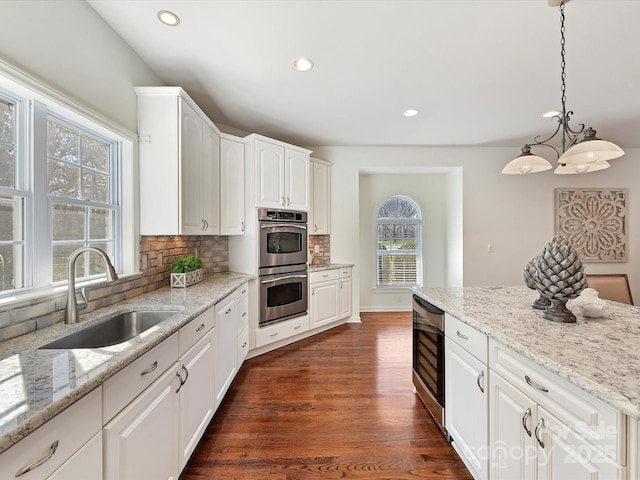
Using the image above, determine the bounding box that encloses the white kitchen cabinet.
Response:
[220,136,245,235]
[254,137,310,211]
[254,313,309,348]
[309,269,339,328]
[489,339,627,480]
[339,267,352,319]
[445,314,488,480]
[0,388,102,480]
[309,158,331,234]
[215,292,238,408]
[236,284,250,366]
[178,328,216,470]
[104,363,180,480]
[135,87,220,235]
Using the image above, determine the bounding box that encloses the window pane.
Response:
[377,196,419,219]
[0,244,22,291]
[377,224,417,251]
[83,137,109,173]
[0,146,14,188]
[52,243,84,282]
[52,203,85,241]
[1,98,16,189]
[0,98,14,144]
[378,255,418,286]
[87,243,113,276]
[89,208,113,240]
[82,170,109,203]
[47,120,80,163]
[48,158,80,197]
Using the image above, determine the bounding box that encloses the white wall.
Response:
[0,0,162,132]
[310,146,640,312]
[359,172,451,311]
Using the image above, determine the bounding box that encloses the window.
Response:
[0,68,134,299]
[376,195,422,287]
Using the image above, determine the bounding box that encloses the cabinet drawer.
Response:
[255,315,309,348]
[490,339,626,464]
[237,295,249,332]
[310,269,339,283]
[103,333,179,422]
[236,282,249,301]
[445,313,487,363]
[179,307,215,357]
[339,267,352,278]
[0,387,102,480]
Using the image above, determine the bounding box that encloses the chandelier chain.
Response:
[560,2,566,113]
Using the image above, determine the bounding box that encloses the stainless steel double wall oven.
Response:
[258,209,308,326]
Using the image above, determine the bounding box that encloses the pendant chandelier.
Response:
[502,0,624,175]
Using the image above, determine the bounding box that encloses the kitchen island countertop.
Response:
[0,271,253,454]
[412,286,640,420]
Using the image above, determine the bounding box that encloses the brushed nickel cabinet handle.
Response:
[195,323,205,332]
[456,330,469,340]
[522,408,532,437]
[534,418,545,448]
[176,371,184,393]
[476,370,485,393]
[525,375,549,392]
[181,364,189,384]
[141,360,158,376]
[241,221,245,233]
[15,440,59,477]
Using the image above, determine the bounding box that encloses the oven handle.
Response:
[260,274,308,284]
[260,223,307,230]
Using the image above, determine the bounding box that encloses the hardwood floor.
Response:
[180,312,472,479]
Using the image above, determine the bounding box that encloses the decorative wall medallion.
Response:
[555,188,627,262]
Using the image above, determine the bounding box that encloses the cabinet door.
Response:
[445,339,489,480]
[310,280,339,328]
[178,329,216,471]
[220,137,245,235]
[284,148,309,211]
[180,99,205,235]
[104,365,180,480]
[215,294,237,408]
[536,407,624,480]
[489,370,537,480]
[310,160,330,234]
[48,432,102,480]
[256,139,284,208]
[339,277,352,319]
[202,123,220,235]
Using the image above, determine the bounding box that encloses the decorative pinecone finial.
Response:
[523,257,538,290]
[534,235,586,300]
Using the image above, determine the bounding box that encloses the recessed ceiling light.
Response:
[542,110,560,118]
[157,10,180,26]
[403,109,419,117]
[291,57,314,72]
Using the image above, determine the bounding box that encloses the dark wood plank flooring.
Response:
[180,312,472,479]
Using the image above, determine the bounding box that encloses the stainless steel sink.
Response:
[40,310,179,349]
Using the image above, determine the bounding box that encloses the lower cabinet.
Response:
[0,387,102,480]
[215,291,238,408]
[445,314,488,480]
[338,267,352,319]
[310,270,339,328]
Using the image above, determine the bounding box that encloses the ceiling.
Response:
[87,0,640,149]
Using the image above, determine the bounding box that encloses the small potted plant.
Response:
[170,255,204,288]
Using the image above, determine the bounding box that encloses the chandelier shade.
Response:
[502,1,623,175]
[502,147,552,175]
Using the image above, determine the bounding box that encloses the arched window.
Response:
[376,195,422,287]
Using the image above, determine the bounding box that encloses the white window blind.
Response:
[376,196,422,287]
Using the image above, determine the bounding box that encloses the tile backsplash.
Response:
[0,235,229,342]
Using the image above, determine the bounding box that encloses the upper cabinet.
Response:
[135,87,245,236]
[309,158,331,234]
[253,137,310,211]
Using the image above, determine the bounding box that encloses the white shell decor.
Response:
[170,269,203,288]
[533,235,586,323]
[568,288,607,319]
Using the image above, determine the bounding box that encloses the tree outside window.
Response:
[376,195,422,287]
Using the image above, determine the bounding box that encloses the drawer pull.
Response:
[522,408,532,437]
[181,364,189,384]
[141,360,158,376]
[456,330,469,340]
[270,332,278,337]
[242,312,247,317]
[242,289,247,294]
[176,371,184,393]
[15,440,59,477]
[195,323,206,332]
[525,375,549,393]
[322,274,329,278]
[225,308,232,315]
[534,418,545,448]
[293,325,301,330]
[242,342,247,348]
[476,370,485,393]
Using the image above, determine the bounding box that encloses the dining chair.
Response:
[585,274,634,305]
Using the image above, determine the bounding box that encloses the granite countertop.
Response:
[0,271,253,454]
[412,286,640,420]
[309,263,354,272]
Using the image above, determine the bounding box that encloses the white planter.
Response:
[170,269,203,288]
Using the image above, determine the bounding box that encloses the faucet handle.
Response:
[78,288,88,310]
